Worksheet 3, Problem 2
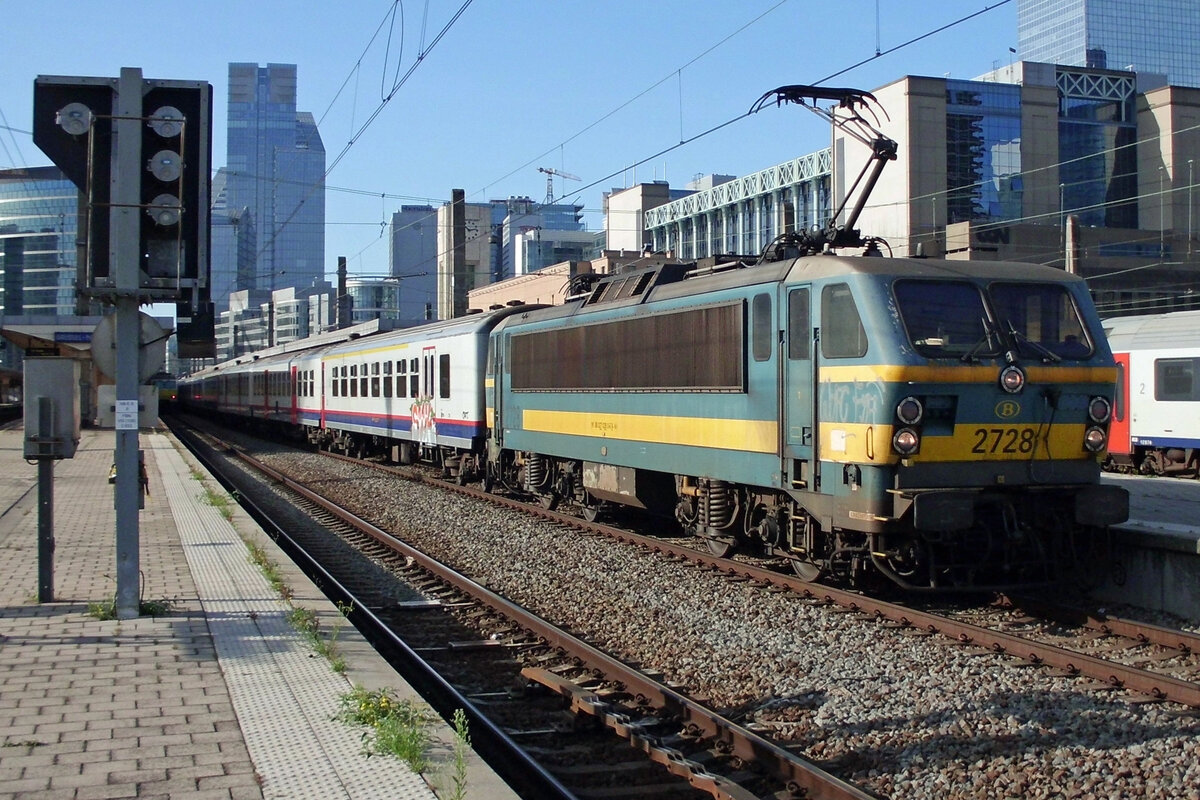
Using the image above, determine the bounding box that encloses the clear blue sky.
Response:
[1,0,1018,285]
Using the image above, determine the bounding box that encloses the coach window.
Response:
[788,288,811,360]
[350,364,359,397]
[1155,358,1199,401]
[821,283,868,358]
[439,353,451,398]
[360,364,368,397]
[371,362,381,397]
[383,361,392,398]
[331,367,339,397]
[397,360,407,398]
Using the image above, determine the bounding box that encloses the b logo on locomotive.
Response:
[994,400,1021,419]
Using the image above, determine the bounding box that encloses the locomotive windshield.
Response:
[989,282,1092,360]
[894,280,996,359]
[894,280,1093,361]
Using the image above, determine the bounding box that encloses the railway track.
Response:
[323,441,1200,711]
[168,414,1200,797]
[170,417,878,800]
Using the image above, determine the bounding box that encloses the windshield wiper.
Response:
[1004,320,1061,363]
[961,317,998,363]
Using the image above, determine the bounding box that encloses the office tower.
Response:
[0,166,85,316]
[222,63,325,308]
[389,205,438,325]
[1018,0,1200,87]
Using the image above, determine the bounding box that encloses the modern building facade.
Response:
[209,283,335,364]
[644,153,833,258]
[389,205,438,323]
[345,278,406,326]
[643,60,1200,317]
[0,166,90,317]
[220,63,326,312]
[1018,0,1200,87]
[498,196,587,279]
[435,197,497,320]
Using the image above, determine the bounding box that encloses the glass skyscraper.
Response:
[1018,0,1200,87]
[222,63,326,309]
[944,81,1024,224]
[0,166,82,316]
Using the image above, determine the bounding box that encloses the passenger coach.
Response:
[1104,309,1200,477]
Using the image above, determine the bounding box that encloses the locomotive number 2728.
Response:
[970,427,1039,455]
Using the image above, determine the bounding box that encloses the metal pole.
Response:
[113,67,143,619]
[1159,166,1165,258]
[37,397,54,603]
[1189,159,1194,259]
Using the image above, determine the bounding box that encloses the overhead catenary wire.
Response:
[255,0,476,267]
[349,1,1025,274]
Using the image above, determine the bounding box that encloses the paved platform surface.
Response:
[0,426,518,800]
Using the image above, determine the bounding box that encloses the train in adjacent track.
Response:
[179,249,1129,592]
[1103,309,1200,478]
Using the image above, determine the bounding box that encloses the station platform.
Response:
[1100,473,1200,622]
[0,425,519,800]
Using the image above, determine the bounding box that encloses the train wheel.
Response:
[580,495,604,522]
[538,492,559,511]
[791,559,823,582]
[704,535,734,557]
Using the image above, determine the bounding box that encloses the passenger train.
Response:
[180,249,1129,592]
[1103,309,1200,477]
[179,85,1128,591]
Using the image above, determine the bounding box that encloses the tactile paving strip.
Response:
[150,437,436,800]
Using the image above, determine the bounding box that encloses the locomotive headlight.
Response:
[999,365,1026,394]
[893,427,920,456]
[1088,396,1112,424]
[896,396,924,425]
[1083,426,1107,452]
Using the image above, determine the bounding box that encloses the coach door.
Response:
[783,286,815,489]
[414,346,438,445]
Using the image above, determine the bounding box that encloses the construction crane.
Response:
[538,166,580,204]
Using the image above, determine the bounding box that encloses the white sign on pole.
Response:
[115,400,139,431]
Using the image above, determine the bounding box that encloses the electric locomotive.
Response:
[482,84,1127,591]
[484,252,1128,590]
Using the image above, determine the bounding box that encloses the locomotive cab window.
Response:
[989,283,1092,360]
[894,280,994,359]
[821,284,868,358]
